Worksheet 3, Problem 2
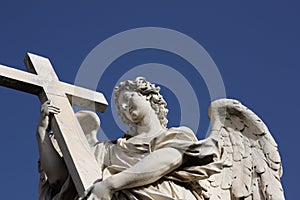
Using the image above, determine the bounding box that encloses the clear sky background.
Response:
[0,1,298,199]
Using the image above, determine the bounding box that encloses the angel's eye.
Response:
[122,103,128,110]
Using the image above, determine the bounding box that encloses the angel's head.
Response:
[114,77,168,129]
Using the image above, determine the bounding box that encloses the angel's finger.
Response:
[42,100,51,107]
[47,105,61,111]
[48,110,60,115]
[82,185,95,200]
[41,100,52,111]
[48,108,61,114]
[89,194,98,200]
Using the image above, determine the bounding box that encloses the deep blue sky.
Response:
[0,1,298,199]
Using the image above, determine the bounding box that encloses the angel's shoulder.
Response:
[167,126,198,142]
[168,126,194,134]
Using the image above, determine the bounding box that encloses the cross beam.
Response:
[0,53,108,197]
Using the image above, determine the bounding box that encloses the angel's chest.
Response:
[109,142,150,167]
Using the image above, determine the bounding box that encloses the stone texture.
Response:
[0,53,108,197]
[36,77,284,200]
[0,55,285,200]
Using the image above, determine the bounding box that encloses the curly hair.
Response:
[114,77,168,130]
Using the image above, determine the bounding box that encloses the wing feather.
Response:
[221,167,232,189]
[203,99,284,200]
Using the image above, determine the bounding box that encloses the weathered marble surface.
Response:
[0,53,108,197]
[37,77,284,200]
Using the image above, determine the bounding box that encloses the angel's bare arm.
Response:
[90,147,183,198]
[37,100,68,188]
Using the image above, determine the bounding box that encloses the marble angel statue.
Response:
[36,77,284,200]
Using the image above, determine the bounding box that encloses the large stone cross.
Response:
[0,53,108,197]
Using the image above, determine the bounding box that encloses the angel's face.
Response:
[117,89,152,124]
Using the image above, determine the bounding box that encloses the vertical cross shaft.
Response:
[0,53,108,197]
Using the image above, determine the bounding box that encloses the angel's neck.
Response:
[132,112,164,138]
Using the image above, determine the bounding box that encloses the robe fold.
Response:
[39,127,222,200]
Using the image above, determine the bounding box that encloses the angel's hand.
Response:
[41,100,60,116]
[86,181,113,200]
[38,100,60,130]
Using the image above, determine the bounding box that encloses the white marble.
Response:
[0,53,108,196]
[37,77,285,200]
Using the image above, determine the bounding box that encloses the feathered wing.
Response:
[199,99,284,200]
